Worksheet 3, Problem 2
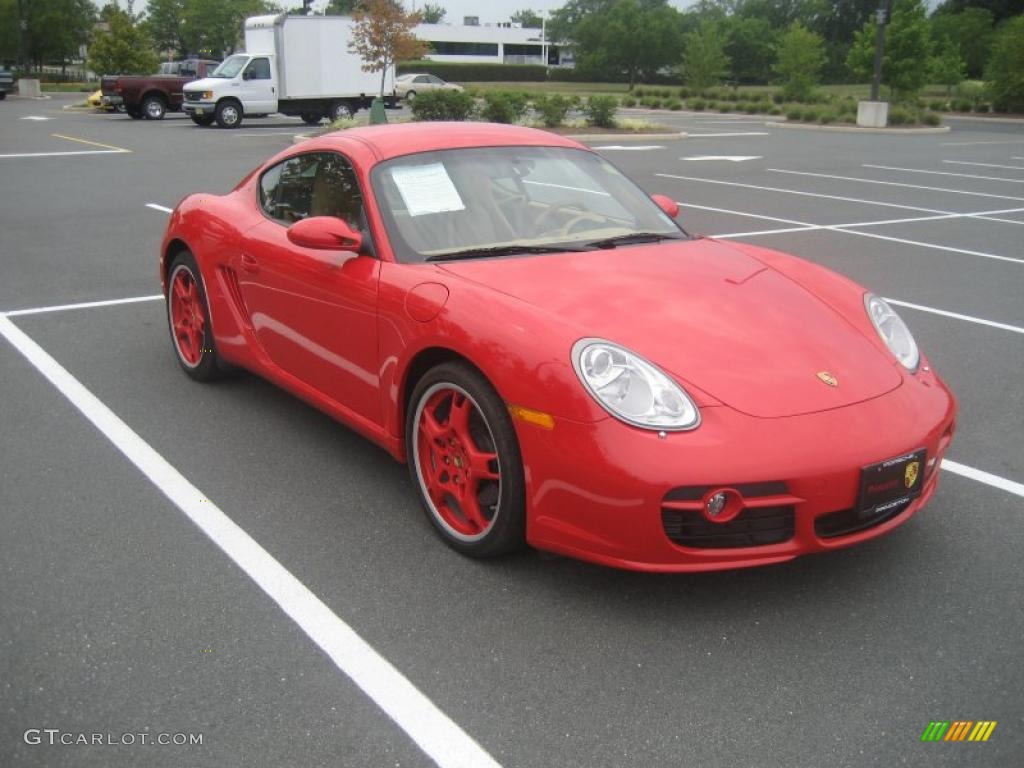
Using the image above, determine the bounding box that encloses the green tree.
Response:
[181,0,273,58]
[847,0,933,101]
[815,0,880,81]
[420,3,446,24]
[774,21,826,100]
[681,18,730,90]
[723,15,775,84]
[88,6,160,75]
[547,0,615,44]
[930,7,995,79]
[350,0,427,97]
[25,0,96,71]
[985,14,1024,113]
[510,9,543,28]
[326,0,360,14]
[573,0,682,88]
[144,0,186,57]
[0,0,21,64]
[934,0,1021,24]
[928,36,966,97]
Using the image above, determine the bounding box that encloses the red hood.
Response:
[439,238,902,418]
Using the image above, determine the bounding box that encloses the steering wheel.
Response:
[536,200,603,237]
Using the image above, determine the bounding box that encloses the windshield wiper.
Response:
[425,244,588,262]
[585,232,684,249]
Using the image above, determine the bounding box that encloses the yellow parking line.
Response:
[51,133,132,153]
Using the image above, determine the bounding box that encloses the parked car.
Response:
[394,73,463,101]
[158,122,956,572]
[183,14,395,128]
[0,68,14,100]
[100,58,219,120]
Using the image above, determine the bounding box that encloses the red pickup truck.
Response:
[101,59,220,120]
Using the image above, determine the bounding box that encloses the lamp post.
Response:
[869,0,894,102]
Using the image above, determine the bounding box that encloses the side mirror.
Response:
[651,194,679,219]
[287,216,363,252]
[242,70,251,80]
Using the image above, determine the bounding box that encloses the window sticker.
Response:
[390,162,466,217]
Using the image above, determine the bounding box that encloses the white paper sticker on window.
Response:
[390,162,466,217]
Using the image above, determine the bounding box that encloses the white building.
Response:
[412,22,573,67]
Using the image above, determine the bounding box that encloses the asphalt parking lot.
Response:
[2,93,1022,767]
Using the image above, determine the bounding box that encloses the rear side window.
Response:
[259,152,363,228]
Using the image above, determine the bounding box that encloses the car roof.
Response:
[303,122,586,163]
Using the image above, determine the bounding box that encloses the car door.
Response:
[239,55,276,114]
[237,151,382,425]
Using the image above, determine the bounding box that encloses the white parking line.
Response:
[883,298,1024,335]
[146,203,173,213]
[3,295,163,317]
[940,139,1024,146]
[0,314,503,768]
[943,460,1024,498]
[944,160,1024,171]
[768,168,1024,203]
[863,164,1024,184]
[0,149,128,159]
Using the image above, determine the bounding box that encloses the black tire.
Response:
[142,94,166,120]
[329,101,354,121]
[300,112,322,125]
[0,92,7,101]
[215,99,243,128]
[166,251,227,382]
[127,107,144,119]
[190,113,215,127]
[406,362,526,558]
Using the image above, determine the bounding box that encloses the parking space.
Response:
[2,95,1022,767]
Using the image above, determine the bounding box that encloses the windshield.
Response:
[372,146,686,263]
[211,55,249,79]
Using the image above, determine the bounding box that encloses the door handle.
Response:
[240,253,259,273]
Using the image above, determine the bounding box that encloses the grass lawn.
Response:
[39,82,98,92]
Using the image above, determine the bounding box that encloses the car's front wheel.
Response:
[407,362,526,558]
[215,99,243,128]
[166,252,227,381]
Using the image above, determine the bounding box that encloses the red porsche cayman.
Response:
[160,123,956,572]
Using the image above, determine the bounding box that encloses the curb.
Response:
[940,114,1024,124]
[772,121,951,135]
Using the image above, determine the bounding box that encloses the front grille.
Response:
[184,91,202,101]
[662,505,795,549]
[661,482,795,549]
[814,498,912,539]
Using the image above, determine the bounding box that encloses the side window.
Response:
[429,75,444,85]
[259,153,362,228]
[310,153,363,228]
[246,57,271,80]
[415,75,430,84]
[180,62,196,78]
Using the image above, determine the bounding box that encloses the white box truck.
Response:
[182,14,396,128]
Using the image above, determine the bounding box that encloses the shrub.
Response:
[922,112,941,126]
[689,98,706,111]
[984,15,1024,113]
[818,110,837,124]
[800,106,820,122]
[620,96,637,108]
[397,60,546,82]
[705,100,719,111]
[532,94,575,128]
[928,99,946,111]
[735,101,749,113]
[481,90,530,123]
[678,87,690,99]
[659,88,673,98]
[785,106,802,120]
[583,95,618,127]
[772,91,786,104]
[768,106,782,115]
[667,98,683,110]
[634,87,646,97]
[888,107,910,125]
[719,103,733,112]
[409,89,476,121]
[953,99,972,112]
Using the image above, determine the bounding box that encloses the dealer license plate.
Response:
[857,448,927,519]
[194,107,204,115]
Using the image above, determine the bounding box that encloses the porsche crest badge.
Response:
[905,461,920,489]
[816,371,838,387]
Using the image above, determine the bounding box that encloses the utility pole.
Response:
[870,0,894,102]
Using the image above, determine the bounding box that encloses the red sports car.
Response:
[160,123,956,572]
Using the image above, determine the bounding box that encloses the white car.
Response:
[395,73,463,101]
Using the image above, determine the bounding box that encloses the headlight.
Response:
[571,338,700,430]
[865,293,919,372]
[202,90,213,100]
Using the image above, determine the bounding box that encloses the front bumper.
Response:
[182,100,215,115]
[518,363,957,572]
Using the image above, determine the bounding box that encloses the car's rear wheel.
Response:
[215,99,243,128]
[407,363,526,557]
[166,252,226,381]
[142,95,166,120]
[329,101,354,121]
[190,114,215,127]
